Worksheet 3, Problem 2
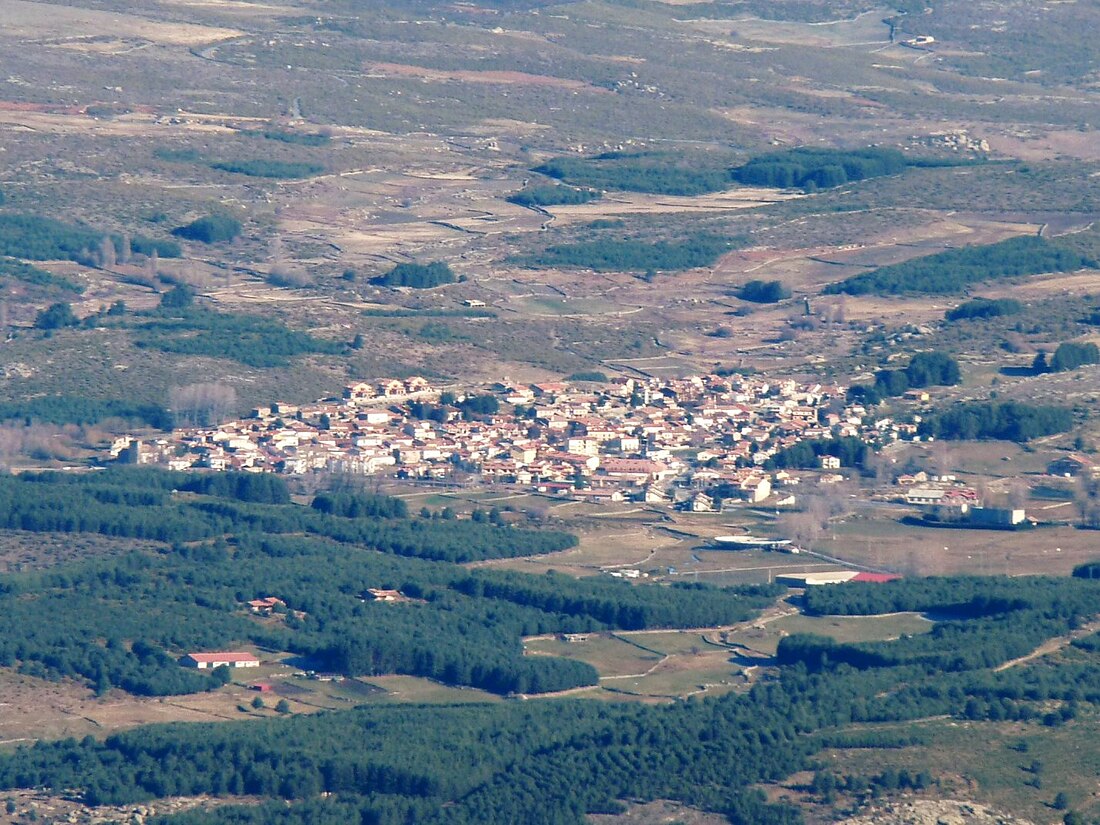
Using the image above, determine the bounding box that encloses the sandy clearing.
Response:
[985,127,1100,162]
[0,0,242,44]
[363,62,608,93]
[161,0,299,13]
[541,185,799,223]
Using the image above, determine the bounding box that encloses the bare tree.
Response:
[1076,476,1100,529]
[170,383,238,428]
[98,236,117,270]
[117,234,132,265]
[779,494,831,551]
[1007,479,1030,509]
[927,441,955,477]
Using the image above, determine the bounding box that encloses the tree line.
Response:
[121,304,342,368]
[210,159,324,179]
[172,214,242,244]
[0,396,172,429]
[0,213,180,265]
[532,146,928,197]
[507,184,602,207]
[1034,341,1100,374]
[731,147,910,191]
[917,401,1073,442]
[533,150,736,196]
[848,351,960,404]
[521,233,737,273]
[373,261,456,289]
[826,236,1094,296]
[768,436,869,470]
[0,257,83,294]
[945,297,1022,322]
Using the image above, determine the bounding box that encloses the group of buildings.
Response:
[115,373,929,507]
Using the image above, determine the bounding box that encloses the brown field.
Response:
[0,661,508,746]
[0,0,241,44]
[355,675,501,705]
[0,669,256,744]
[522,609,934,702]
[817,518,1100,578]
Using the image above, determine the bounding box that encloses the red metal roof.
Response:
[185,652,259,663]
[850,572,901,584]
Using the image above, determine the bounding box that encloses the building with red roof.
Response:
[180,652,260,669]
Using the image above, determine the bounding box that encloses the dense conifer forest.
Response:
[0,470,774,697]
[826,236,1094,296]
[917,401,1074,441]
[0,472,1096,824]
[374,261,457,288]
[0,549,1095,824]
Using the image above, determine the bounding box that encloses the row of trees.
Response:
[260,130,331,146]
[211,159,324,179]
[507,184,602,207]
[131,305,342,368]
[533,146,920,197]
[0,395,172,429]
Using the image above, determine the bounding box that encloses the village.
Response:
[111,372,1038,523]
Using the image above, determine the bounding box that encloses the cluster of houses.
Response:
[116,373,931,507]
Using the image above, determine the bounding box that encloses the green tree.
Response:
[34,302,78,330]
[172,214,242,244]
[159,284,195,310]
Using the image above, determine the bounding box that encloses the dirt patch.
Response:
[364,62,608,93]
[591,799,731,825]
[986,128,1100,162]
[0,791,259,825]
[838,799,1034,825]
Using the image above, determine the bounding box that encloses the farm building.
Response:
[180,652,260,669]
[366,588,405,603]
[776,571,900,587]
[248,596,285,615]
